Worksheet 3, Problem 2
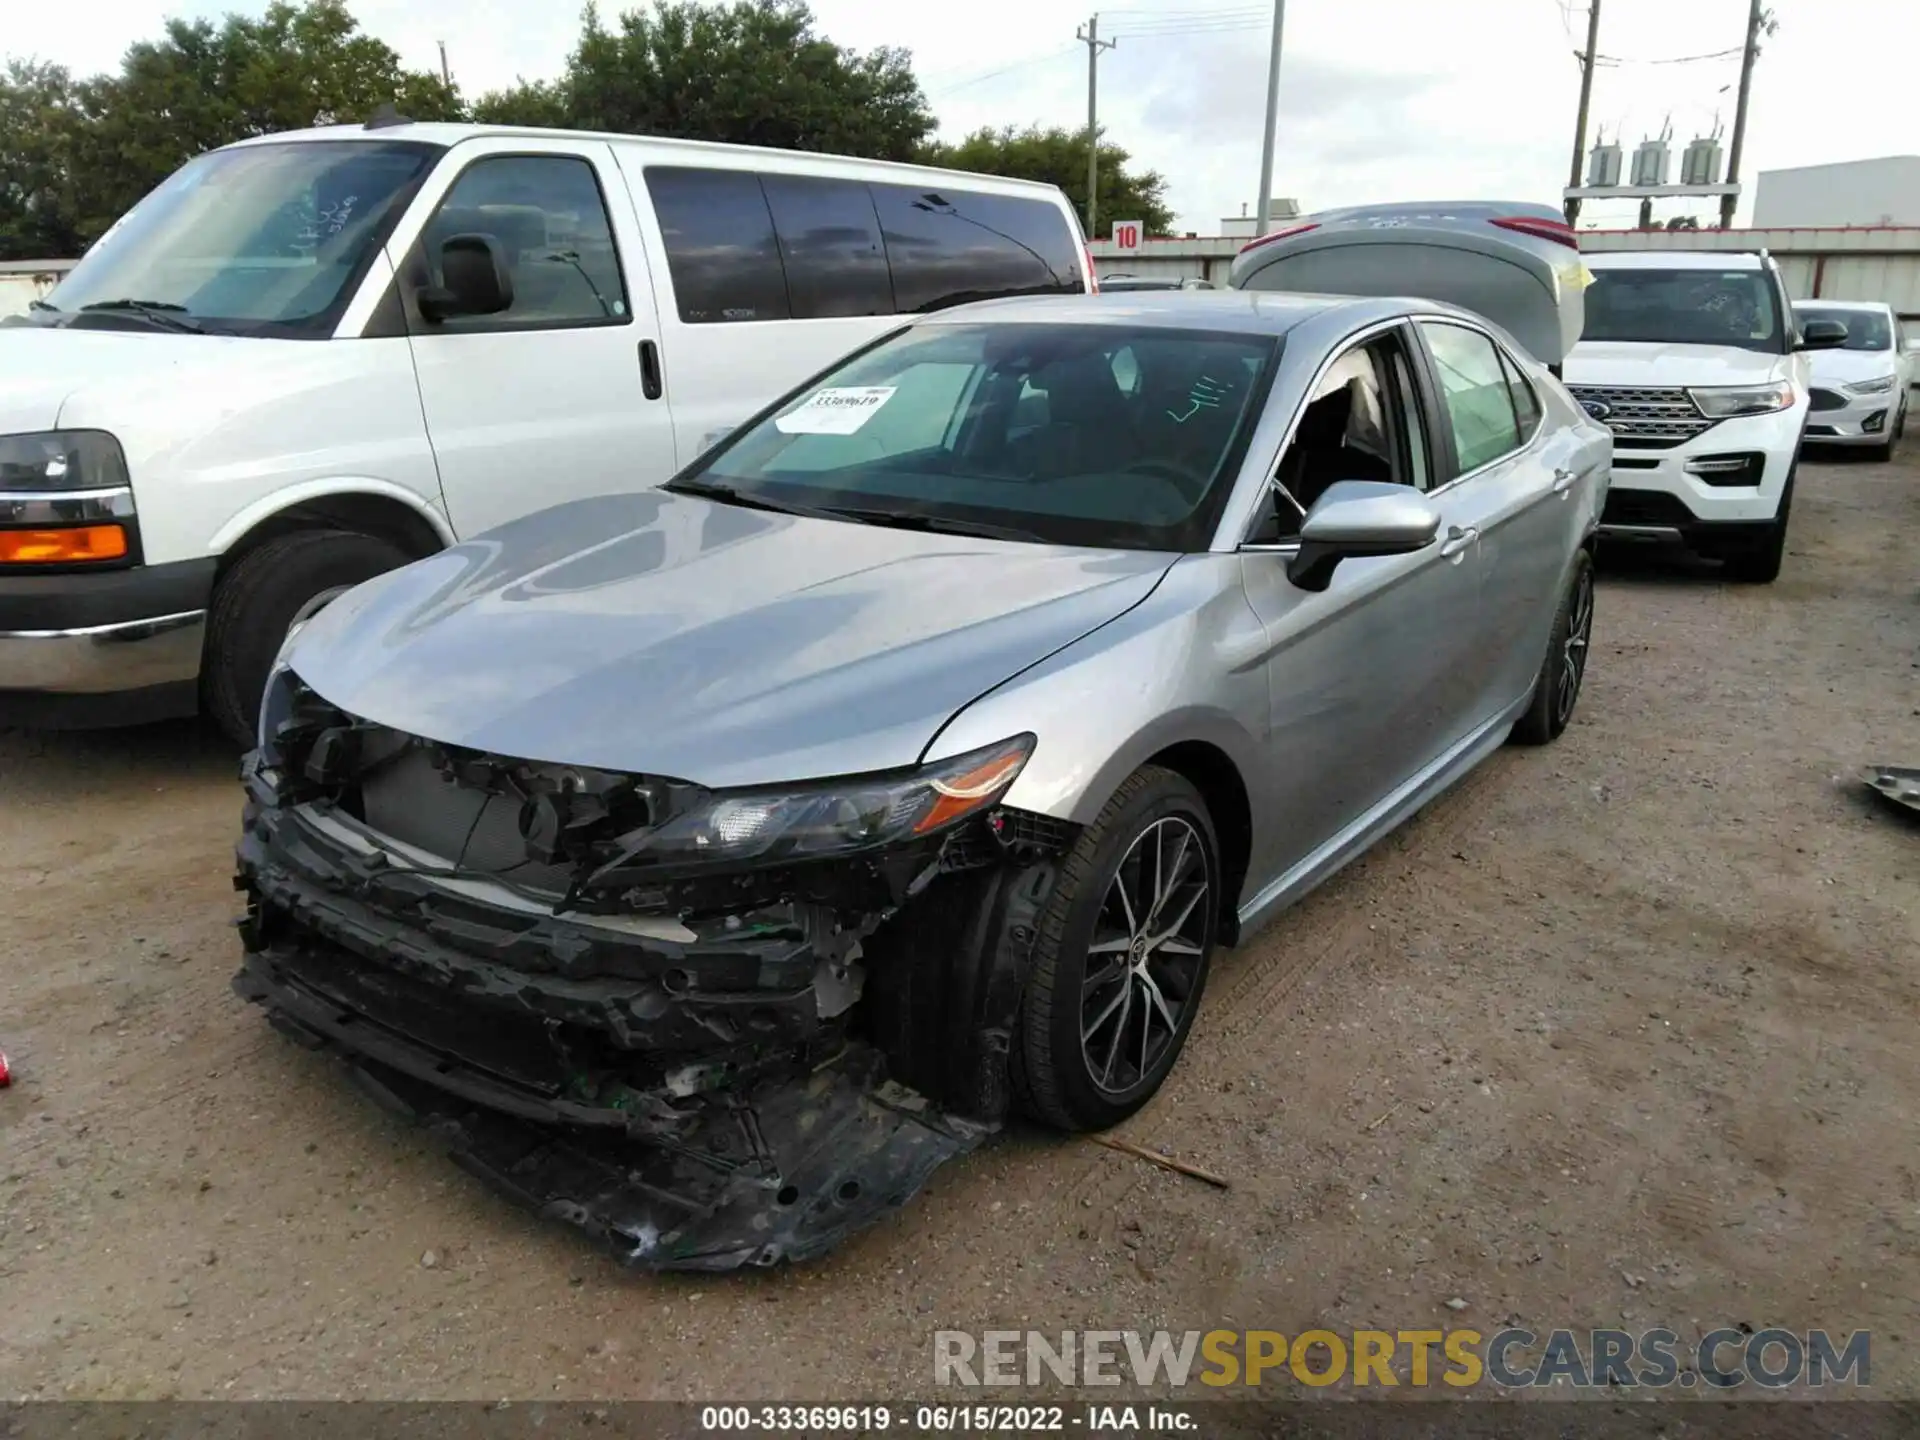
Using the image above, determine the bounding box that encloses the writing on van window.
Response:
[775,386,898,435]
[288,194,360,254]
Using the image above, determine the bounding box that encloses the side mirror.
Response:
[417,233,513,323]
[1284,480,1442,592]
[1795,318,1848,351]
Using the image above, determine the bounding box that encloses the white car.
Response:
[1565,250,1847,584]
[1793,299,1912,462]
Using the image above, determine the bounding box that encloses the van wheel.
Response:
[204,530,409,746]
[1011,766,1218,1133]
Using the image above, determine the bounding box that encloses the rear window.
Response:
[644,166,1082,326]
[1583,267,1785,354]
[1796,305,1894,351]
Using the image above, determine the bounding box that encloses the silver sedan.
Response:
[236,292,1611,1270]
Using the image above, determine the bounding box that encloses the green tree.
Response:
[473,1,933,161]
[0,60,85,259]
[920,125,1175,237]
[0,0,460,257]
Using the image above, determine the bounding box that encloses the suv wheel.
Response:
[1012,766,1218,1133]
[203,529,409,746]
[1510,549,1594,747]
[1722,471,1794,584]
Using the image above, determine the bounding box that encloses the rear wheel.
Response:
[1012,766,1218,1133]
[1510,548,1594,747]
[203,530,409,746]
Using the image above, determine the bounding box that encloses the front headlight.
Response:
[1687,383,1795,419]
[1846,375,1897,396]
[0,430,130,491]
[598,734,1035,873]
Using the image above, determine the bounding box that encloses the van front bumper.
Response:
[0,558,215,727]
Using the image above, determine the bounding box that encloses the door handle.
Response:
[1552,467,1576,495]
[639,339,664,401]
[1439,525,1478,559]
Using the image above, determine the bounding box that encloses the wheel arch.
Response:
[207,480,452,580]
[1142,740,1253,947]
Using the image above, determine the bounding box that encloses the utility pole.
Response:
[437,40,451,87]
[1720,0,1766,230]
[1252,0,1287,237]
[1563,0,1602,227]
[1075,15,1116,237]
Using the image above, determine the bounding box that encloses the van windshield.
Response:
[1582,267,1785,354]
[671,321,1280,552]
[40,140,439,338]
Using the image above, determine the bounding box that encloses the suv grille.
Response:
[1568,385,1715,449]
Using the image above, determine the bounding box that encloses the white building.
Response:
[1218,199,1302,239]
[1752,156,1920,229]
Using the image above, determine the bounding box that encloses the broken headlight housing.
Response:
[596,734,1035,875]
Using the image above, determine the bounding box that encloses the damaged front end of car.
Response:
[232,670,1076,1272]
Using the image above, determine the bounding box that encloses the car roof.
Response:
[1793,298,1891,313]
[918,290,1409,337]
[224,123,1070,198]
[1584,250,1767,271]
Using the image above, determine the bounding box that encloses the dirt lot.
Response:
[3,445,1918,1401]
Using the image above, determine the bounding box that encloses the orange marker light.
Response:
[915,748,1030,834]
[0,525,129,564]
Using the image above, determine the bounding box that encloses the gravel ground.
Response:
[2,443,1917,1401]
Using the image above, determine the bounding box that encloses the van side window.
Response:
[1418,321,1524,473]
[868,184,1082,313]
[646,167,792,324]
[761,174,894,319]
[422,155,629,330]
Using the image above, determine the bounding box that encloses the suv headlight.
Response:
[1846,375,1896,396]
[594,735,1035,875]
[1687,383,1795,419]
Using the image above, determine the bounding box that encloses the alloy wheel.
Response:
[1555,565,1595,726]
[1079,816,1211,1097]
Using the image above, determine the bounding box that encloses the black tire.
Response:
[1011,766,1219,1133]
[1721,470,1794,584]
[1869,403,1902,463]
[1509,547,1595,748]
[203,530,409,745]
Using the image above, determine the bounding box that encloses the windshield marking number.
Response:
[774,386,899,436]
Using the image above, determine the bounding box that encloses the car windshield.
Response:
[1796,305,1893,352]
[675,321,1280,551]
[1582,267,1783,353]
[38,140,439,337]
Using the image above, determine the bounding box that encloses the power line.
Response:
[926,47,1078,97]
[1592,45,1744,66]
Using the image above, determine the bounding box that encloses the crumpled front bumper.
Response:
[232,749,1057,1271]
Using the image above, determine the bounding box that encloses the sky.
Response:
[7,0,1915,234]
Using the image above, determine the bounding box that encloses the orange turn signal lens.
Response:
[0,524,129,564]
[913,744,1033,834]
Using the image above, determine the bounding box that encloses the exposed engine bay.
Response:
[233,676,1076,1270]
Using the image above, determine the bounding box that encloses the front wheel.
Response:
[1510,548,1595,747]
[203,529,410,746]
[1012,766,1219,1132]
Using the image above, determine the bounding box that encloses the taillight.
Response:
[1490,216,1580,249]
[1084,245,1099,294]
[1237,221,1320,256]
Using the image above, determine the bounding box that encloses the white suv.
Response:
[1565,250,1846,583]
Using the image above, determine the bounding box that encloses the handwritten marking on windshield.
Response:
[1167,375,1230,424]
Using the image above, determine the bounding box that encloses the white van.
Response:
[0,120,1092,741]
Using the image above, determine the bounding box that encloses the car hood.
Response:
[287,489,1172,788]
[1805,347,1900,386]
[1564,340,1788,388]
[0,325,257,432]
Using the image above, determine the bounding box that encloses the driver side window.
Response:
[1248,328,1429,545]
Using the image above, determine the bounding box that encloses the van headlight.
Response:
[1846,375,1896,396]
[591,735,1035,876]
[1687,383,1795,419]
[0,430,130,491]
